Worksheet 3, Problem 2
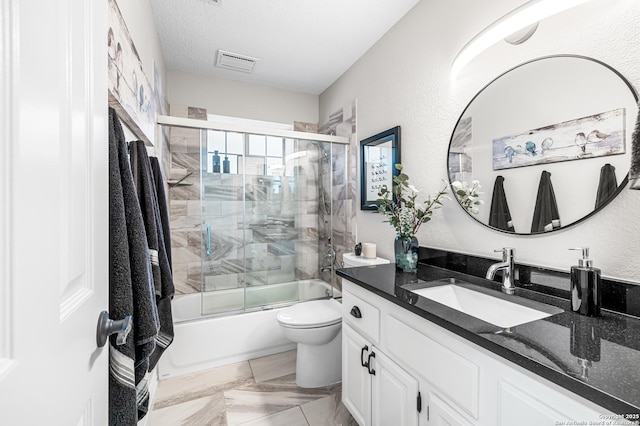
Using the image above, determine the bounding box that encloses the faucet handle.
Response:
[494,247,516,259]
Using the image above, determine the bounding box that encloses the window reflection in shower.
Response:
[200,128,343,316]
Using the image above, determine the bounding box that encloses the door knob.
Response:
[96,311,132,347]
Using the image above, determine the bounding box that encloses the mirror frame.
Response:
[448,55,638,235]
[361,126,401,210]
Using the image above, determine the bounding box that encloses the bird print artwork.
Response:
[587,130,610,143]
[574,132,587,154]
[541,137,553,153]
[492,108,625,171]
[525,141,537,156]
[504,146,515,163]
[514,145,527,156]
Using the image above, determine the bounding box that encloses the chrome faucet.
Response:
[485,247,516,295]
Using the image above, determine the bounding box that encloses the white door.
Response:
[371,349,419,426]
[0,0,109,424]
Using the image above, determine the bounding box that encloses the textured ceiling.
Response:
[150,0,419,95]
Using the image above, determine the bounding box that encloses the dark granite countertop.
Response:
[336,262,640,417]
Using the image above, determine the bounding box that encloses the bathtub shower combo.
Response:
[157,116,350,379]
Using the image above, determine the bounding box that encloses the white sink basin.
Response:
[410,284,556,328]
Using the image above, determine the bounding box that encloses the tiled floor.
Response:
[148,350,357,426]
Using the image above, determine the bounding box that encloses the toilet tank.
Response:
[343,252,390,268]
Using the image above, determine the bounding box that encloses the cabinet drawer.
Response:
[385,314,479,419]
[342,290,380,344]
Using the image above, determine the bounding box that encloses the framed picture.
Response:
[492,108,626,170]
[360,126,401,210]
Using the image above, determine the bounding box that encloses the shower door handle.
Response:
[206,223,211,256]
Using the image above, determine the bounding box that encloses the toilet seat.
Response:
[277,299,341,329]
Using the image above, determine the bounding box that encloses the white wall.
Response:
[168,70,319,125]
[319,0,640,283]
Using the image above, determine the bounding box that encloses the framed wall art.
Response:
[360,126,401,210]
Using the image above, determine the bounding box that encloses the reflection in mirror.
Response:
[448,55,638,234]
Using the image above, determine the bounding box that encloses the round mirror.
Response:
[448,55,638,235]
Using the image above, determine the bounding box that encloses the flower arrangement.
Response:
[451,180,484,214]
[376,164,449,238]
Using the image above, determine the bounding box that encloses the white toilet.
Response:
[277,298,343,388]
[277,253,390,388]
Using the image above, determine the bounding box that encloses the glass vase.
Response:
[394,235,419,273]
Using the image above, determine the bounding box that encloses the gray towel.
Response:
[151,157,172,269]
[109,108,160,425]
[531,170,561,233]
[489,176,515,232]
[128,142,175,375]
[630,101,640,190]
[595,163,618,209]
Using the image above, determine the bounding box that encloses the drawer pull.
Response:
[367,351,376,375]
[360,345,369,367]
[350,306,362,318]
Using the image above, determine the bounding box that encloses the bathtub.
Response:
[157,279,341,378]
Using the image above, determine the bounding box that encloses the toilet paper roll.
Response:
[362,243,376,259]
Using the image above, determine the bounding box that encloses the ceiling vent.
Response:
[216,50,258,73]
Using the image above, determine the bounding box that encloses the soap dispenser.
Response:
[569,248,601,317]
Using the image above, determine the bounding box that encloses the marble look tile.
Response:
[169,200,187,216]
[235,406,309,426]
[224,384,327,426]
[170,181,201,201]
[249,351,297,384]
[171,230,188,248]
[172,152,201,172]
[300,391,357,426]
[149,394,227,426]
[170,215,201,232]
[187,200,202,216]
[294,121,319,133]
[188,106,207,120]
[173,246,202,264]
[154,361,253,409]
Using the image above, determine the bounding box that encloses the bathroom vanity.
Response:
[337,262,640,426]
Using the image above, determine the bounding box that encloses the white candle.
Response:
[362,243,376,259]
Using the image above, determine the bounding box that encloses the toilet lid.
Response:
[277,299,342,328]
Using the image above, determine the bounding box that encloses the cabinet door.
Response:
[343,323,372,426]
[371,349,420,426]
[427,394,474,426]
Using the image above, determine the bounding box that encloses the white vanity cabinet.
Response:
[342,290,420,426]
[341,279,611,426]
